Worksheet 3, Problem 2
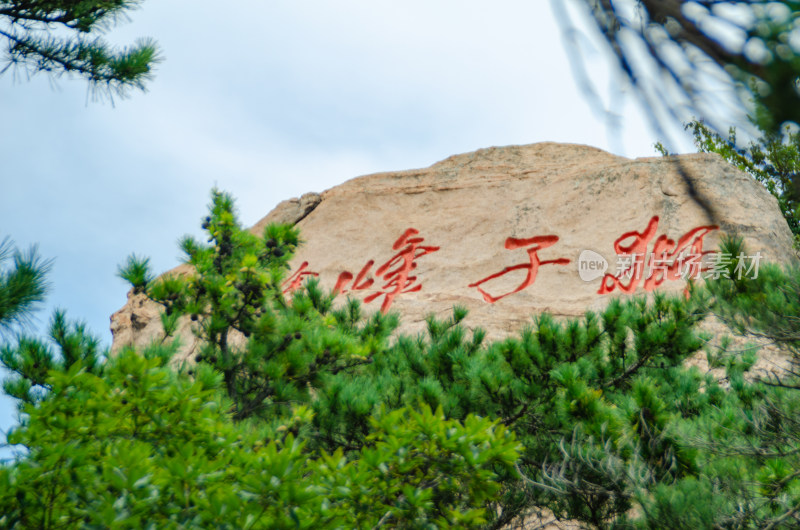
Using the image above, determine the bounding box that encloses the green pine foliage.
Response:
[4,189,800,528]
[0,310,101,405]
[117,254,153,294]
[0,237,50,334]
[345,293,711,528]
[143,190,401,423]
[0,0,160,96]
[631,237,800,528]
[685,119,800,243]
[0,348,519,528]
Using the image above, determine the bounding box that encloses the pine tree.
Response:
[125,189,402,423]
[0,0,159,96]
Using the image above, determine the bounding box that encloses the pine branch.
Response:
[0,1,159,95]
[0,8,74,27]
[0,238,51,334]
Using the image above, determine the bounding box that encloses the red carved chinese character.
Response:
[362,228,440,313]
[282,261,319,294]
[643,224,718,291]
[469,235,570,303]
[598,217,659,294]
[598,216,718,295]
[333,260,375,295]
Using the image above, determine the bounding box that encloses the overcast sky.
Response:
[0,0,696,451]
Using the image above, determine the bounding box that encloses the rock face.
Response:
[110,143,796,359]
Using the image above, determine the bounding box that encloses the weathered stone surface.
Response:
[109,264,201,361]
[110,142,796,360]
[252,192,322,231]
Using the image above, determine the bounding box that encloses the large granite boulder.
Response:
[111,143,796,361]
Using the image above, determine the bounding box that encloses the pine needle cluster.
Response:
[0,0,160,97]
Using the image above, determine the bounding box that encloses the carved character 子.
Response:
[469,235,570,303]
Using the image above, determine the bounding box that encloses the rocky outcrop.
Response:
[111,143,796,361]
